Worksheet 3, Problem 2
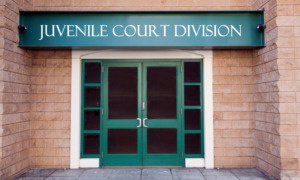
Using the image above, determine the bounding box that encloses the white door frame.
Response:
[70,49,214,168]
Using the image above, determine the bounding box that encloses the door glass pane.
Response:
[108,129,137,154]
[147,67,177,119]
[147,128,177,154]
[84,110,100,130]
[84,134,100,154]
[85,87,100,107]
[184,62,200,83]
[184,109,200,130]
[85,62,101,83]
[184,85,200,106]
[185,133,201,154]
[108,67,137,119]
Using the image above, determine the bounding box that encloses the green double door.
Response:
[102,61,183,166]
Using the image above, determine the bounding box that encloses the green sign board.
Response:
[19,11,265,48]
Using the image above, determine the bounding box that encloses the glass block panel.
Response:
[84,110,100,130]
[184,62,200,83]
[108,67,137,119]
[185,133,201,154]
[108,129,137,154]
[84,87,100,107]
[147,128,177,154]
[84,134,100,154]
[85,62,101,83]
[184,109,201,130]
[184,85,200,106]
[147,67,177,119]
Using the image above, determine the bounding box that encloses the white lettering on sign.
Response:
[112,25,124,37]
[38,24,242,40]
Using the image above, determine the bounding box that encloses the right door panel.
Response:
[142,62,182,166]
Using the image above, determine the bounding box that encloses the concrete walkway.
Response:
[15,168,273,180]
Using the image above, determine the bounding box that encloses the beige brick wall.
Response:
[213,50,255,168]
[252,0,300,179]
[30,50,71,168]
[252,0,282,179]
[0,0,33,179]
[275,0,300,179]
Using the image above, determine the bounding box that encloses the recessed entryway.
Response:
[82,60,203,166]
[70,50,214,169]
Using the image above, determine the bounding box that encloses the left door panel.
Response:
[102,62,143,166]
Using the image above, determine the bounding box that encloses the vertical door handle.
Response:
[143,118,148,128]
[136,118,142,128]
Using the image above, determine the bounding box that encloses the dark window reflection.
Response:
[85,87,100,107]
[185,109,200,130]
[84,134,100,154]
[185,133,201,154]
[184,62,200,83]
[84,110,100,130]
[85,62,101,83]
[147,128,177,154]
[108,129,137,154]
[184,85,200,106]
[147,67,177,119]
[108,67,137,119]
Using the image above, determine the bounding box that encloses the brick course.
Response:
[252,0,300,179]
[275,0,300,178]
